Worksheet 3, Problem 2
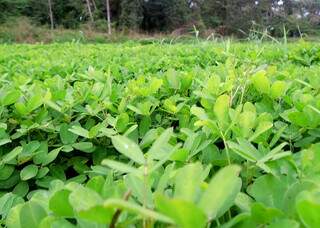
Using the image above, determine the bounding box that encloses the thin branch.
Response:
[109,190,132,228]
[48,0,54,30]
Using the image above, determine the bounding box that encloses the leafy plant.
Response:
[0,41,319,227]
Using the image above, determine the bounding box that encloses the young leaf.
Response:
[101,159,142,176]
[198,165,242,220]
[249,121,273,142]
[124,174,153,207]
[111,135,145,165]
[69,185,102,212]
[147,128,173,160]
[72,142,94,153]
[214,94,230,126]
[271,81,286,99]
[2,90,21,106]
[20,165,38,181]
[60,124,78,145]
[6,204,23,228]
[174,162,203,202]
[19,201,47,228]
[49,189,74,217]
[12,182,29,197]
[78,205,114,224]
[69,126,89,138]
[296,190,320,228]
[42,147,62,166]
[0,165,15,180]
[155,195,206,228]
[251,70,270,94]
[1,147,23,164]
[27,94,43,112]
[227,139,260,162]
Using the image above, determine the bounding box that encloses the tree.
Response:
[48,0,54,29]
[0,0,28,23]
[163,0,191,30]
[106,0,111,34]
[200,0,227,28]
[119,0,143,30]
[85,0,94,23]
[142,0,192,32]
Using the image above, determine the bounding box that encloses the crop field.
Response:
[0,41,320,228]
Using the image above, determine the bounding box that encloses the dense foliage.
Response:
[0,41,320,227]
[0,0,320,36]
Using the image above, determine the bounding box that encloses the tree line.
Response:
[1,0,320,37]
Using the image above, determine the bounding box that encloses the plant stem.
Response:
[143,163,148,228]
[109,190,132,228]
[221,132,231,165]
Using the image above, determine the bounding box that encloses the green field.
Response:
[0,41,320,228]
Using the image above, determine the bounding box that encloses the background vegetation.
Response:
[0,0,320,42]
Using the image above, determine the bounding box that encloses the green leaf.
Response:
[239,110,256,137]
[251,70,270,94]
[247,174,316,214]
[250,202,283,224]
[13,182,29,197]
[0,138,11,146]
[288,111,309,127]
[214,94,230,126]
[227,139,260,162]
[39,216,76,228]
[60,124,78,145]
[111,135,145,165]
[147,128,173,159]
[27,94,43,112]
[0,193,24,219]
[86,176,105,194]
[259,142,289,163]
[116,112,130,133]
[15,102,28,115]
[155,195,206,228]
[296,190,320,228]
[104,198,173,224]
[249,121,273,142]
[235,192,254,212]
[2,90,21,106]
[72,142,94,153]
[207,75,221,95]
[191,106,208,120]
[198,165,242,220]
[268,219,299,228]
[0,165,15,180]
[49,189,74,217]
[19,201,47,228]
[42,147,62,166]
[124,174,153,207]
[101,159,142,176]
[166,70,180,89]
[174,162,203,202]
[220,213,251,228]
[78,205,114,224]
[271,81,286,99]
[0,171,20,189]
[36,167,49,179]
[69,185,102,212]
[69,126,89,138]
[6,204,23,228]
[20,165,38,181]
[1,147,23,164]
